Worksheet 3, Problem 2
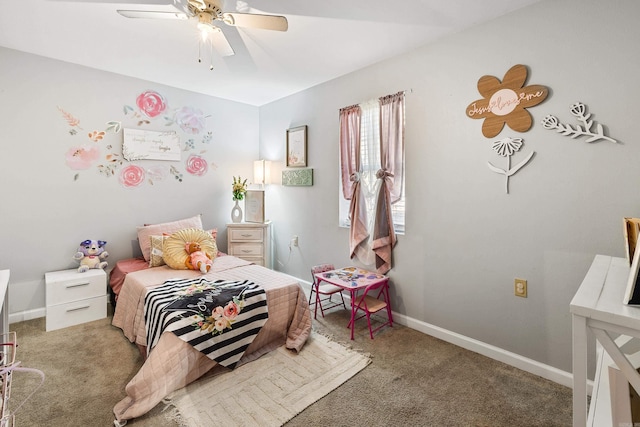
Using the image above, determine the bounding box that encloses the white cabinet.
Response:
[571,255,640,426]
[227,221,272,269]
[45,268,107,331]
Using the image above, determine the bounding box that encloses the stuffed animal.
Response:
[73,239,109,273]
[185,241,212,274]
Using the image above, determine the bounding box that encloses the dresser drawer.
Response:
[46,295,107,331]
[229,243,264,257]
[226,221,272,269]
[45,269,106,306]
[242,257,265,266]
[229,228,264,242]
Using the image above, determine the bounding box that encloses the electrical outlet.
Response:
[514,278,527,298]
[292,236,298,247]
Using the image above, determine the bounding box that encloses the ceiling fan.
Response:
[117,0,288,58]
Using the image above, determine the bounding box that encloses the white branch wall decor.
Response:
[541,102,617,143]
[487,137,535,194]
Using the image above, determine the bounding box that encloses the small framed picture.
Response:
[244,190,265,223]
[286,125,307,167]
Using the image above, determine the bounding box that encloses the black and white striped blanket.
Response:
[144,277,268,369]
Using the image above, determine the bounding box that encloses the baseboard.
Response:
[299,278,589,392]
[9,307,45,324]
[395,313,582,390]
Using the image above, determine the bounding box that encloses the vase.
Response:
[231,199,243,223]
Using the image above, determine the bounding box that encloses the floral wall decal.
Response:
[57,106,82,135]
[65,145,100,170]
[88,130,105,142]
[466,64,548,138]
[174,106,206,134]
[136,90,167,118]
[58,89,215,188]
[541,102,617,143]
[119,164,146,188]
[487,137,535,194]
[185,154,208,176]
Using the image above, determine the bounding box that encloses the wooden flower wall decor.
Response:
[466,64,548,138]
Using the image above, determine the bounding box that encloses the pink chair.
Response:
[310,264,347,319]
[348,279,393,339]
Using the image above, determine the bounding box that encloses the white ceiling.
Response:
[0,0,542,106]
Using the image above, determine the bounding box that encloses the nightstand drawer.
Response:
[229,228,264,242]
[229,243,263,257]
[46,294,107,331]
[45,269,106,306]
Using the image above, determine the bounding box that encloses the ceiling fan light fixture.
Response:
[197,11,216,30]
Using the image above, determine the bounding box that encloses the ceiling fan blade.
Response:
[117,10,189,19]
[222,12,288,31]
[209,28,235,57]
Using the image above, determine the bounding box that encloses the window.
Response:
[338,99,405,234]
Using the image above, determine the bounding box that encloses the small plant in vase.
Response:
[231,176,247,222]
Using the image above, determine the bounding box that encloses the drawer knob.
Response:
[241,249,252,253]
[66,282,90,289]
[66,305,90,312]
[241,234,252,237]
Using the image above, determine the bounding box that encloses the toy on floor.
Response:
[185,241,212,273]
[73,239,109,273]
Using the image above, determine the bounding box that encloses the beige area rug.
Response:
[165,332,370,427]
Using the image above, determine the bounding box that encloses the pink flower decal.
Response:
[119,164,145,188]
[136,91,167,118]
[185,154,208,176]
[146,166,167,182]
[175,106,206,134]
[65,145,100,170]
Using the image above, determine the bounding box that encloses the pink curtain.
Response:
[372,91,405,273]
[339,105,368,259]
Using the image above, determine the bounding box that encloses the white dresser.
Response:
[45,268,107,331]
[226,221,272,268]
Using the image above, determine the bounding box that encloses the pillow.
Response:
[149,234,170,267]
[136,214,203,262]
[163,228,217,270]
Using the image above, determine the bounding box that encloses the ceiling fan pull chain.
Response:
[198,38,202,63]
[210,42,214,70]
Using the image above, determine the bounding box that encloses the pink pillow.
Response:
[136,214,203,261]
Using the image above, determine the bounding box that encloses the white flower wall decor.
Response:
[487,137,535,194]
[541,102,617,143]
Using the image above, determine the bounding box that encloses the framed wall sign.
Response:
[245,190,265,223]
[282,168,313,186]
[122,128,181,161]
[286,125,307,167]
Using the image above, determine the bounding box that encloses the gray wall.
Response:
[0,47,259,316]
[259,0,640,373]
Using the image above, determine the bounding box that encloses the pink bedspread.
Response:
[109,257,148,301]
[111,255,312,422]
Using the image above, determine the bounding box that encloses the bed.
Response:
[109,216,312,424]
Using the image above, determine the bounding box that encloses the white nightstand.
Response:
[227,221,272,269]
[45,268,107,331]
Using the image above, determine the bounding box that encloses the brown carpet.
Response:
[8,306,572,426]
